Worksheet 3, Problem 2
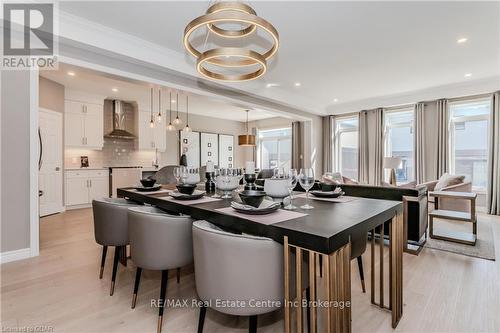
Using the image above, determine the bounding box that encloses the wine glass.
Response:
[284,169,298,210]
[273,167,285,179]
[173,167,181,184]
[299,168,315,209]
[180,166,188,184]
[211,168,221,198]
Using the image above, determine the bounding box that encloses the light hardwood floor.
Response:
[1,208,499,333]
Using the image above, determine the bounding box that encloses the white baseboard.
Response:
[0,248,31,264]
[65,203,91,210]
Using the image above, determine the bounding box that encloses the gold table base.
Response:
[284,211,404,332]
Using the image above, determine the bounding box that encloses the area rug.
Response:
[424,216,496,261]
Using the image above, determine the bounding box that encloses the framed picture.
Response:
[80,156,89,168]
[200,132,219,167]
[218,134,234,168]
[179,131,200,167]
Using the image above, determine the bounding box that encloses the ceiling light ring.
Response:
[205,2,257,38]
[196,48,267,82]
[183,11,279,67]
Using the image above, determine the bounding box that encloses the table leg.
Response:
[390,211,404,328]
[370,212,404,328]
[284,237,351,333]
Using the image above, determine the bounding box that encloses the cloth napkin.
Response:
[231,199,280,211]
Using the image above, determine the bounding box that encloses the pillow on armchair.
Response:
[434,173,465,191]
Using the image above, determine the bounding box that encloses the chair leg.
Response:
[131,267,142,309]
[249,315,258,333]
[99,245,107,279]
[157,270,168,333]
[197,304,207,333]
[176,267,181,284]
[110,246,120,296]
[305,287,311,333]
[356,256,366,293]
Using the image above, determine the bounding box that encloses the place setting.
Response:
[158,166,221,204]
[132,177,171,194]
[214,167,309,225]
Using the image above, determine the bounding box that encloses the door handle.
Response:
[89,179,92,187]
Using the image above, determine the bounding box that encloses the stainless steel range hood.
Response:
[104,100,136,140]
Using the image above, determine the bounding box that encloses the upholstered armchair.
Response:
[420,177,472,213]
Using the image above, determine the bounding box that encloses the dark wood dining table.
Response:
[118,185,404,333]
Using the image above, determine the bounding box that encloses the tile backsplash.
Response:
[65,138,156,168]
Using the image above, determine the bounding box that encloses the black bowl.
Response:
[140,178,156,188]
[319,182,336,192]
[176,184,196,195]
[239,190,266,208]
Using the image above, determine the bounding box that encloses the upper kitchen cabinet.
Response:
[137,109,166,152]
[64,90,104,150]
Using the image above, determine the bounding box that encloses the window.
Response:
[257,127,292,170]
[334,116,359,180]
[384,109,415,184]
[449,99,490,192]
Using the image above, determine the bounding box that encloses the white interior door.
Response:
[39,109,63,217]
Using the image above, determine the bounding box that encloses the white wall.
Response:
[1,71,33,253]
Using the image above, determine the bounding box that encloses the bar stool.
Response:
[92,198,142,295]
[192,220,284,333]
[127,206,193,333]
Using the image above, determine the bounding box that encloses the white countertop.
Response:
[65,167,108,171]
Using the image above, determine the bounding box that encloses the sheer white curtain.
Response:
[487,92,500,215]
[358,108,384,185]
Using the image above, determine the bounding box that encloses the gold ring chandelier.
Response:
[183,2,279,82]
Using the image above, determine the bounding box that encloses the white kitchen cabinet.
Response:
[88,176,109,202]
[64,100,103,149]
[65,177,88,206]
[65,169,109,209]
[137,110,166,152]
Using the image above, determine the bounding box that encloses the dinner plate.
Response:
[134,184,162,192]
[310,190,344,198]
[169,190,205,200]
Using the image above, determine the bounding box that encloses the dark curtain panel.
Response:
[291,121,304,169]
[487,92,500,215]
[322,116,333,173]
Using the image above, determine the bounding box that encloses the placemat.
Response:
[130,188,172,195]
[295,193,358,203]
[215,207,307,225]
[158,195,222,205]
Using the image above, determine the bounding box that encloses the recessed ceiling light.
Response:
[266,83,279,88]
[464,73,472,78]
[294,82,301,87]
[333,98,339,102]
[457,37,468,44]
[111,88,118,92]
[67,71,75,76]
